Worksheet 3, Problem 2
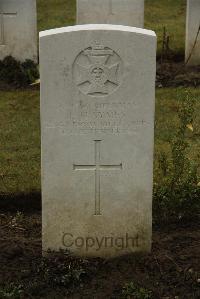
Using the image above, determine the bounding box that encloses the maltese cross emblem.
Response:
[73,43,123,96]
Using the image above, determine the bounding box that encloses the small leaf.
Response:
[186,123,193,132]
[197,182,200,187]
[30,79,40,86]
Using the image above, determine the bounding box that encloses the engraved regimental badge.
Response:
[73,42,123,97]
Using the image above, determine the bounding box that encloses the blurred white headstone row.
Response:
[0,0,37,62]
[0,0,199,65]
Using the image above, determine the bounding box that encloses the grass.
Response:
[0,90,40,194]
[154,88,200,213]
[37,0,186,57]
[0,88,199,195]
[145,0,186,57]
[155,87,200,152]
[37,0,76,31]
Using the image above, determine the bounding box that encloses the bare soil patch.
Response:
[0,210,199,299]
[156,63,200,88]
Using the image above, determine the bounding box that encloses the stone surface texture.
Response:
[0,0,37,62]
[185,0,200,65]
[77,0,144,28]
[40,24,156,258]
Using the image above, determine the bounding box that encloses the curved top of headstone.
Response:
[39,24,156,38]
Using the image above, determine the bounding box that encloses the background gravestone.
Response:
[0,0,37,62]
[77,0,144,28]
[40,24,156,258]
[185,0,200,65]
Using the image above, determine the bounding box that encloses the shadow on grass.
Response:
[0,192,41,213]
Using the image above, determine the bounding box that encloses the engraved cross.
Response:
[0,11,17,45]
[73,140,122,216]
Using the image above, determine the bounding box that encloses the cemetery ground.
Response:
[0,87,199,299]
[0,0,200,298]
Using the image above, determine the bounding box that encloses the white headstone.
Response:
[77,0,144,28]
[185,0,200,65]
[40,24,156,258]
[0,0,37,62]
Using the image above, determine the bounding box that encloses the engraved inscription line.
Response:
[0,11,17,45]
[73,140,122,216]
